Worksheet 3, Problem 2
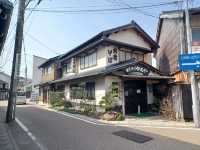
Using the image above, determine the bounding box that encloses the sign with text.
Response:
[179,53,200,71]
[125,64,150,76]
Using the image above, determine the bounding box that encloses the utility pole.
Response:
[6,0,26,123]
[185,0,200,127]
[6,0,43,123]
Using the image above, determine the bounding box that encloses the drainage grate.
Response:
[112,130,153,144]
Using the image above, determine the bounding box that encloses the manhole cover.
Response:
[113,130,153,143]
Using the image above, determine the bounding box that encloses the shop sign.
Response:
[125,64,150,76]
[107,48,118,64]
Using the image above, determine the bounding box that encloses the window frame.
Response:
[80,51,97,70]
[70,82,95,100]
[63,60,73,74]
[192,27,200,42]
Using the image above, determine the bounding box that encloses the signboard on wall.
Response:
[125,64,150,76]
[174,72,189,82]
[179,53,200,71]
[107,48,118,64]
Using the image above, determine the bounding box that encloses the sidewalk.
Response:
[0,101,40,150]
[0,101,18,150]
[100,115,195,129]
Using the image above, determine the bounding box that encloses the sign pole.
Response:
[185,0,200,127]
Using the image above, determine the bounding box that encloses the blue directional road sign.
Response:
[179,53,200,71]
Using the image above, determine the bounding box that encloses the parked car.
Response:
[16,91,26,104]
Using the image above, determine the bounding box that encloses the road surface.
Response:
[15,105,200,150]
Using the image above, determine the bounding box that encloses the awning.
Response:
[39,60,173,85]
[118,74,174,80]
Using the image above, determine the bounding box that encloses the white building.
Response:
[39,21,172,115]
[31,55,47,101]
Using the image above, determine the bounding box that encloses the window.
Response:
[80,52,97,69]
[119,50,125,62]
[137,54,144,61]
[70,84,84,99]
[85,82,95,100]
[80,57,84,69]
[47,66,52,73]
[70,82,95,100]
[85,55,89,68]
[119,50,132,62]
[125,52,131,60]
[192,28,200,42]
[112,82,119,97]
[42,69,45,75]
[63,61,72,74]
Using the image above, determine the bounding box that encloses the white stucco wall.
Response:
[95,77,106,105]
[65,83,70,100]
[108,29,151,49]
[105,76,122,105]
[32,55,47,86]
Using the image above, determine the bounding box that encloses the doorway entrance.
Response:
[43,88,48,104]
[124,80,147,114]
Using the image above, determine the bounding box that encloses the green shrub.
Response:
[99,90,117,111]
[49,92,65,107]
[64,101,72,108]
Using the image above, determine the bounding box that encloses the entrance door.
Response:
[124,80,147,114]
[43,89,48,103]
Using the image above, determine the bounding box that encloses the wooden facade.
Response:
[155,12,186,75]
[155,8,200,120]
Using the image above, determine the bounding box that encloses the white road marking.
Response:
[15,118,47,150]
[38,106,112,126]
[34,105,200,131]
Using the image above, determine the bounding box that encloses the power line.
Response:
[26,33,60,55]
[25,1,183,14]
[0,0,36,68]
[109,0,159,18]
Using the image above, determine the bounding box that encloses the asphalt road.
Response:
[15,105,200,150]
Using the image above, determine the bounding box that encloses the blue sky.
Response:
[0,0,200,78]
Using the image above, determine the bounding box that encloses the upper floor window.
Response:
[80,52,97,69]
[63,61,72,74]
[192,28,200,42]
[47,66,52,73]
[119,50,132,62]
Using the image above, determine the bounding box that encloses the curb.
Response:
[35,104,199,130]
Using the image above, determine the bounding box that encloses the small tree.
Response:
[99,90,117,111]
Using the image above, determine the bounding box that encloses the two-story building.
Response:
[39,20,172,115]
[155,8,200,120]
[0,71,10,100]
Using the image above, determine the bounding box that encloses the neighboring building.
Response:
[31,55,47,101]
[0,71,10,100]
[0,0,13,55]
[39,21,172,115]
[17,76,32,91]
[155,8,200,120]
